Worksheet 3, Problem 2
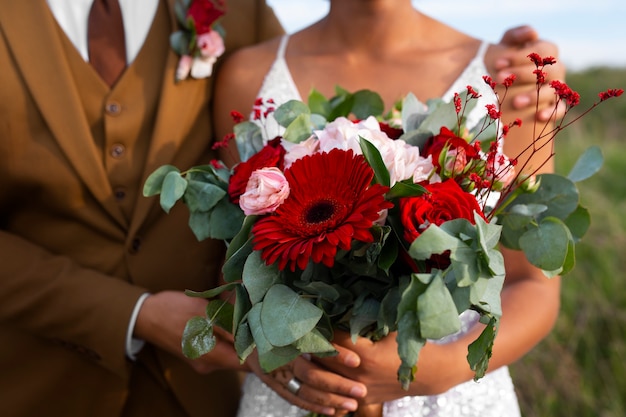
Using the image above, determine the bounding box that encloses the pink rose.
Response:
[196,30,225,59]
[239,167,290,215]
[176,55,193,81]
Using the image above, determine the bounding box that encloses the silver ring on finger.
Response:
[286,377,302,395]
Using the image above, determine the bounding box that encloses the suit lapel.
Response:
[129,0,211,237]
[0,1,126,227]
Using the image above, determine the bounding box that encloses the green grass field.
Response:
[509,67,626,417]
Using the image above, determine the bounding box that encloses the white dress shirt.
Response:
[46,0,159,64]
[46,0,160,360]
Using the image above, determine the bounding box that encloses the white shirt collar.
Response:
[46,0,159,64]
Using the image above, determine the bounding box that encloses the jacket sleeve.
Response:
[0,229,147,378]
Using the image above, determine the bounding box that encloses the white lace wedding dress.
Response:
[236,35,522,417]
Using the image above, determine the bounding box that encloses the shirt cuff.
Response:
[126,292,151,361]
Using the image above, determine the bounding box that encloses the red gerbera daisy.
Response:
[251,148,392,272]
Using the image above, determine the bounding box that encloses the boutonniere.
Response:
[171,0,226,82]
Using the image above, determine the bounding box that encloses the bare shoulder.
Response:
[216,36,283,95]
[212,36,283,146]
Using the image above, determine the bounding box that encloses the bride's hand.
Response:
[246,346,367,416]
[314,331,473,405]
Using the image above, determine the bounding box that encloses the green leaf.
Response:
[408,224,463,261]
[401,93,428,132]
[564,205,591,242]
[396,311,425,390]
[169,31,190,56]
[143,165,179,197]
[359,137,390,187]
[283,113,313,144]
[185,282,239,299]
[567,145,604,182]
[274,100,311,127]
[519,217,571,272]
[207,198,245,240]
[351,90,385,119]
[160,170,187,213]
[307,88,331,118]
[418,271,461,339]
[205,299,234,333]
[386,181,427,199]
[222,237,254,283]
[242,250,281,304]
[183,180,226,212]
[260,284,323,347]
[467,316,498,379]
[234,321,255,362]
[294,329,337,356]
[181,316,215,359]
[512,174,579,221]
[349,297,380,342]
[234,121,265,162]
[248,304,299,371]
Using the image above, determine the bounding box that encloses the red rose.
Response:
[228,137,286,203]
[398,179,485,244]
[422,127,479,169]
[187,0,225,35]
[379,122,404,139]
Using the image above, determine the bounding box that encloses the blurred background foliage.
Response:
[510,66,626,417]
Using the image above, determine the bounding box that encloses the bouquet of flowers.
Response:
[143,54,621,388]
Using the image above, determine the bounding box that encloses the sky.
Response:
[265,0,626,71]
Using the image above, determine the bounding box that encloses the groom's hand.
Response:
[491,25,566,122]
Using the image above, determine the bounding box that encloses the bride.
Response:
[213,1,562,416]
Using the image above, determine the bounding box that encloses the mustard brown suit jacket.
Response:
[0,1,283,416]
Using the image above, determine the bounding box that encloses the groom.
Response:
[0,1,563,416]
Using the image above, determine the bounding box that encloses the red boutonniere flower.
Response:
[170,0,226,81]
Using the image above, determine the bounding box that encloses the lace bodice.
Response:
[254,35,498,140]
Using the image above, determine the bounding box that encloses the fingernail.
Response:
[350,385,367,398]
[321,407,336,415]
[343,353,360,367]
[514,95,531,108]
[342,400,359,412]
[494,58,510,70]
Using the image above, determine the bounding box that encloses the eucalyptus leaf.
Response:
[564,205,591,242]
[183,180,226,212]
[351,90,385,119]
[187,211,211,241]
[467,316,497,379]
[567,145,603,182]
[260,284,323,347]
[160,170,187,213]
[181,316,215,359]
[243,250,281,304]
[222,236,254,283]
[418,272,461,339]
[282,113,313,144]
[205,299,234,333]
[234,121,265,162]
[143,165,179,197]
[185,282,239,299]
[274,100,311,127]
[207,197,245,240]
[519,217,571,272]
[234,321,255,362]
[294,329,337,356]
[401,93,428,132]
[396,311,425,391]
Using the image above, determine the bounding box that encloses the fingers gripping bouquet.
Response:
[144,55,622,389]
